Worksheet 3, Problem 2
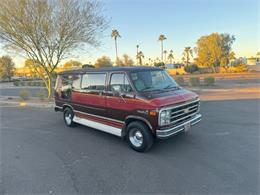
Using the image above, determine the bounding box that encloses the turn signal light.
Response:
[149,110,157,116]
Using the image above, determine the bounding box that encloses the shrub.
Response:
[36,90,46,100]
[20,81,25,86]
[19,89,30,100]
[35,81,41,86]
[175,76,185,86]
[233,64,247,72]
[189,77,200,86]
[27,81,32,86]
[31,81,37,86]
[154,62,165,67]
[204,77,215,86]
[13,80,20,86]
[184,64,199,74]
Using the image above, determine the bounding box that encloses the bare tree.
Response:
[0,0,107,98]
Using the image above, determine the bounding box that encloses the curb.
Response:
[0,100,54,108]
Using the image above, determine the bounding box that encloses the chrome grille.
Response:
[170,100,200,125]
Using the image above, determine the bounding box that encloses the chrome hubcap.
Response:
[129,130,143,147]
[65,112,72,125]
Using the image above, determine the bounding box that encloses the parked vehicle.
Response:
[54,67,202,152]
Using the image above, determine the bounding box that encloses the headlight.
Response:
[159,110,171,126]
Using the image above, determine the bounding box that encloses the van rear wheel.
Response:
[126,121,154,152]
[63,107,76,127]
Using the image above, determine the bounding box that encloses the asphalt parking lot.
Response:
[0,99,259,194]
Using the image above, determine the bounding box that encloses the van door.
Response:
[106,73,135,121]
[71,73,107,117]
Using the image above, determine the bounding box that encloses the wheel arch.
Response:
[62,104,74,111]
[122,116,154,138]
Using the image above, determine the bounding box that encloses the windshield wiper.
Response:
[141,86,154,92]
[163,84,179,90]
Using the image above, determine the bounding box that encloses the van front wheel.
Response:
[63,107,76,127]
[126,121,154,152]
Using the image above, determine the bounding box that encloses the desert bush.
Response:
[27,81,32,86]
[189,77,200,86]
[35,81,41,86]
[19,89,30,100]
[31,81,37,86]
[13,80,20,86]
[184,64,199,74]
[20,81,25,86]
[204,77,215,86]
[36,90,46,100]
[175,76,185,86]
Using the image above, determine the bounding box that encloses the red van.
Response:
[54,67,201,152]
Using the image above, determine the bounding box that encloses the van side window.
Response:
[81,73,106,91]
[61,75,72,99]
[110,73,132,93]
[72,75,81,90]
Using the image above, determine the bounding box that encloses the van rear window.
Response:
[81,73,106,91]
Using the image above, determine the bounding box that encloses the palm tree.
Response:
[168,50,174,64]
[136,51,144,65]
[163,50,167,63]
[136,45,139,64]
[183,47,193,65]
[158,34,167,62]
[148,58,152,66]
[111,29,121,60]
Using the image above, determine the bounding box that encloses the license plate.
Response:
[184,122,191,132]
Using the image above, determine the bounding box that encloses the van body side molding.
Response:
[73,116,122,137]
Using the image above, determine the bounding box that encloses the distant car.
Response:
[54,66,202,152]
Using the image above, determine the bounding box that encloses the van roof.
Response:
[58,66,162,75]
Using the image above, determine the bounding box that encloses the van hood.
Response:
[145,88,198,108]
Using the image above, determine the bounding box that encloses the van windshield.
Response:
[130,70,179,92]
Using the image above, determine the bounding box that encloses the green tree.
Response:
[24,59,37,78]
[0,0,107,98]
[63,60,82,69]
[0,55,15,81]
[111,29,121,60]
[195,33,235,72]
[168,50,174,64]
[136,51,144,65]
[122,54,134,66]
[158,34,167,62]
[94,56,113,68]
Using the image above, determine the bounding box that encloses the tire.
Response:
[63,107,76,127]
[126,121,154,152]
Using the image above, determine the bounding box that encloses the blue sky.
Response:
[0,0,259,66]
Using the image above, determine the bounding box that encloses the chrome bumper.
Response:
[156,114,202,138]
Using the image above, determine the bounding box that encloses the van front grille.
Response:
[170,100,200,125]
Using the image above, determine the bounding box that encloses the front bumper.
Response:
[156,114,202,138]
